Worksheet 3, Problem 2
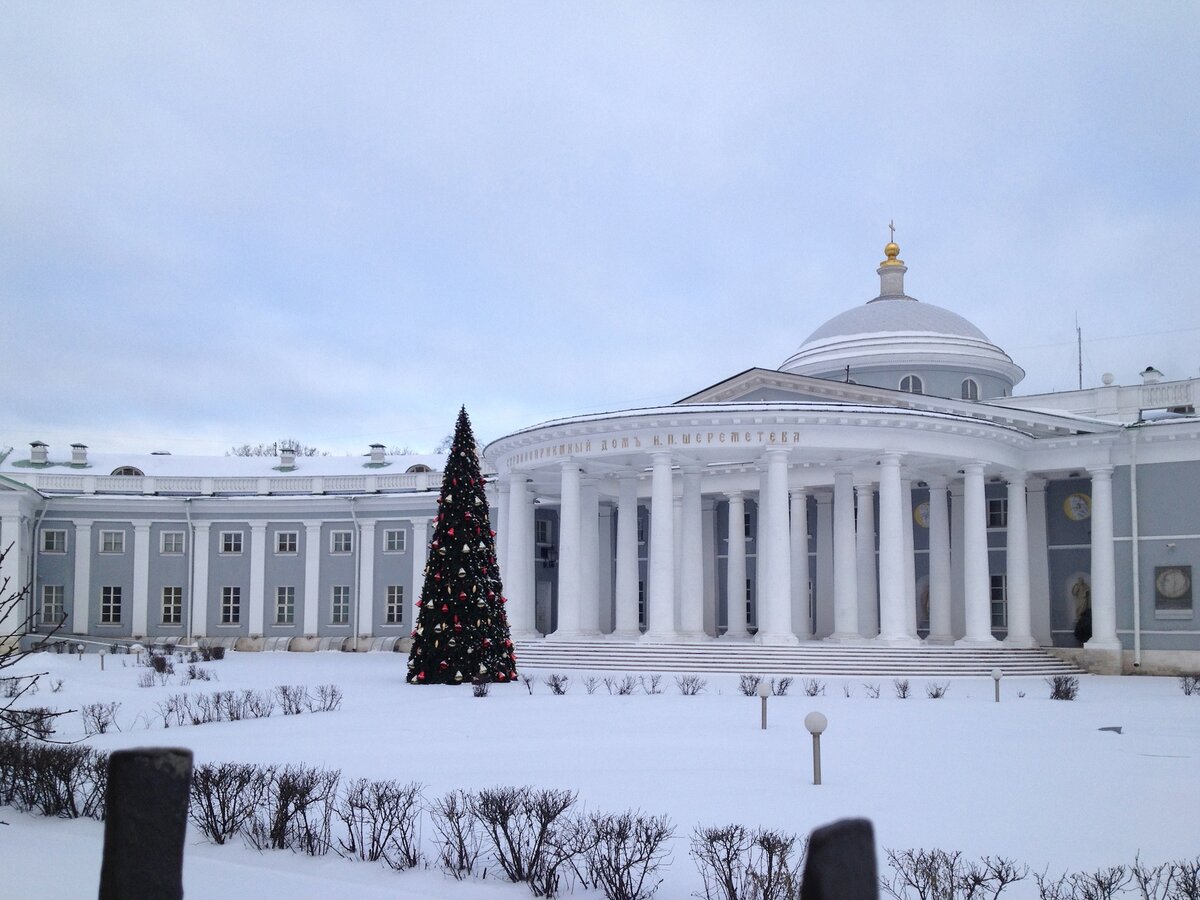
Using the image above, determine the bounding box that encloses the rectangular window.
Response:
[331,531,354,554]
[987,498,1008,529]
[101,586,122,624]
[41,585,64,625]
[385,585,404,624]
[637,580,645,627]
[276,586,296,625]
[220,531,243,554]
[160,531,185,555]
[535,520,550,545]
[100,530,125,554]
[744,512,753,537]
[221,587,241,625]
[41,530,67,553]
[636,520,646,545]
[384,529,406,553]
[162,586,182,624]
[746,578,754,626]
[990,574,1008,628]
[276,531,298,554]
[331,585,350,624]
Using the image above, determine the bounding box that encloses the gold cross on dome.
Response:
[888,220,896,242]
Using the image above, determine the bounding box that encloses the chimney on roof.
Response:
[70,443,88,466]
[30,441,48,465]
[279,445,297,469]
[369,443,386,465]
[1141,366,1163,385]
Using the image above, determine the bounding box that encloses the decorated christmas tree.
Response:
[407,407,517,685]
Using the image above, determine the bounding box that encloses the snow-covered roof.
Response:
[802,297,990,344]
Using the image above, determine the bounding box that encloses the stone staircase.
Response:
[513,639,1083,677]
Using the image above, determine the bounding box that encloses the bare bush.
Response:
[336,778,424,870]
[640,675,664,695]
[245,689,275,718]
[184,665,214,683]
[544,674,571,696]
[884,848,1027,900]
[893,679,911,699]
[472,785,580,895]
[1178,675,1199,696]
[583,676,600,695]
[738,675,762,697]
[1046,675,1080,701]
[275,684,311,715]
[245,764,340,855]
[472,678,491,698]
[926,682,950,699]
[842,682,854,698]
[676,675,708,696]
[136,671,156,689]
[309,684,344,712]
[81,701,120,735]
[691,824,807,900]
[801,678,825,697]
[522,674,536,694]
[1,706,58,742]
[584,810,674,900]
[430,789,484,880]
[864,682,882,699]
[612,676,638,696]
[189,761,271,844]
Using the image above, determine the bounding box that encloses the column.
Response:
[642,452,677,641]
[702,497,718,636]
[958,463,998,645]
[902,478,918,638]
[1003,475,1036,647]
[358,520,376,639]
[249,522,267,636]
[678,466,705,639]
[190,522,210,637]
[755,466,770,633]
[131,522,151,637]
[302,522,322,635]
[790,488,812,639]
[1085,466,1122,670]
[949,481,966,637]
[495,479,509,591]
[576,478,601,635]
[926,477,954,643]
[550,462,582,638]
[854,481,879,639]
[1026,478,1053,645]
[612,474,641,638]
[877,455,915,644]
[410,516,432,623]
[828,468,860,641]
[757,449,797,645]
[504,475,536,638]
[724,491,749,639]
[814,492,834,638]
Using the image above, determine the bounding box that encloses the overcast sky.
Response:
[3,3,1198,458]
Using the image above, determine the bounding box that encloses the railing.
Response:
[24,471,436,497]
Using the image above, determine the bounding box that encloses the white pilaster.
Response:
[358,520,376,639]
[949,481,966,638]
[550,462,583,638]
[191,522,210,637]
[1003,475,1035,647]
[1085,466,1122,670]
[814,492,834,638]
[902,478,918,639]
[757,449,797,645]
[724,491,749,639]
[702,497,718,637]
[854,481,879,639]
[790,488,812,639]
[828,468,860,641]
[877,455,917,644]
[578,478,601,635]
[678,466,705,639]
[926,477,954,644]
[1025,478,1053,645]
[958,463,999,645]
[613,474,641,638]
[249,522,267,636]
[642,452,677,641]
[131,522,151,637]
[302,522,322,635]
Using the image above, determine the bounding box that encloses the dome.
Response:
[780,243,1024,395]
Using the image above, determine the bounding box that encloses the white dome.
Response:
[803,297,990,344]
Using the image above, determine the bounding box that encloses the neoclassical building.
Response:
[484,243,1200,674]
[3,243,1198,673]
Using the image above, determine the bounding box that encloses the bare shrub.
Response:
[676,675,707,696]
[275,684,311,715]
[189,761,270,844]
[842,682,854,698]
[1046,675,1080,701]
[801,678,825,697]
[893,679,911,699]
[50,679,64,694]
[1037,865,1131,899]
[521,674,536,695]
[185,665,214,683]
[215,690,244,721]
[584,810,674,900]
[472,785,580,894]
[136,671,156,689]
[691,824,807,900]
[615,675,638,696]
[310,684,343,712]
[191,693,219,725]
[473,679,490,698]
[583,676,600,695]
[430,789,484,880]
[211,646,226,661]
[81,701,120,735]
[336,778,424,870]
[884,848,1027,899]
[926,681,950,699]
[1178,674,1199,696]
[640,675,664,695]
[738,675,762,697]
[864,682,882,699]
[1,706,59,742]
[246,764,340,855]
[245,689,275,719]
[544,674,570,696]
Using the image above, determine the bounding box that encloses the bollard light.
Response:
[76,643,85,660]
[100,652,105,672]
[991,668,1002,703]
[757,680,771,730]
[804,711,827,785]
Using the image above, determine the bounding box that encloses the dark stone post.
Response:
[98,747,194,900]
[800,817,878,900]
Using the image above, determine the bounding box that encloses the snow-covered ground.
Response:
[2,650,1197,898]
